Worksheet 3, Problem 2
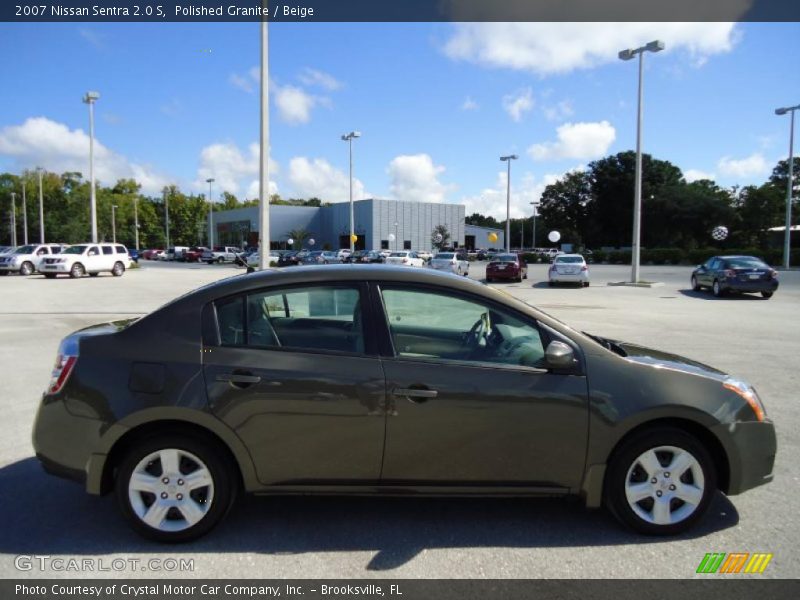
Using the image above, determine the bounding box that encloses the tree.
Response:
[431,224,451,250]
[735,184,785,247]
[285,228,311,249]
[538,169,593,248]
[466,213,501,229]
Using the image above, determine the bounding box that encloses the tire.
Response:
[548,281,554,287]
[20,261,34,276]
[486,278,493,283]
[0,271,8,276]
[761,291,773,299]
[217,257,224,264]
[712,279,724,297]
[691,275,700,291]
[583,281,590,287]
[523,272,528,280]
[604,427,716,536]
[44,273,57,279]
[70,263,84,279]
[115,434,237,543]
[112,262,125,277]
[89,273,99,277]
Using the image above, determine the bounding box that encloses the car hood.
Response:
[616,341,728,381]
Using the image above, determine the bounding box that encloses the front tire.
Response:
[116,434,237,543]
[20,261,34,276]
[44,273,57,279]
[605,427,716,536]
[70,263,85,279]
[691,275,700,291]
[112,262,125,277]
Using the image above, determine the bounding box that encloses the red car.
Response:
[486,253,528,283]
[141,249,163,260]
[183,247,209,263]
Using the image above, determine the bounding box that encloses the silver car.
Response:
[548,254,590,287]
[430,251,470,276]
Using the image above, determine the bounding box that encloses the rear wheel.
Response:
[605,427,716,535]
[20,261,34,276]
[112,262,125,277]
[712,279,724,297]
[116,434,237,543]
[548,281,554,287]
[89,273,99,277]
[217,257,224,264]
[0,271,8,276]
[583,281,590,287]
[70,263,85,279]
[761,291,773,299]
[691,275,700,291]
[44,273,57,279]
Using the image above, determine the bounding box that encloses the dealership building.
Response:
[212,199,505,251]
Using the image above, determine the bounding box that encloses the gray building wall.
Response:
[465,224,505,250]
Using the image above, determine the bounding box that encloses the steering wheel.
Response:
[464,313,489,350]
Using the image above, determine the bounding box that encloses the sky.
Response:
[0,21,798,219]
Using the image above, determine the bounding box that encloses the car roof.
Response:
[556,253,585,258]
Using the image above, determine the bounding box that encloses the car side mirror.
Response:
[545,340,575,370]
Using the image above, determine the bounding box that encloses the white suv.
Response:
[0,244,68,276]
[41,243,131,278]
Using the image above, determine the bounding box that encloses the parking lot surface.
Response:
[1,261,798,579]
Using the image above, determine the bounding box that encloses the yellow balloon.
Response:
[350,234,358,243]
[488,232,498,243]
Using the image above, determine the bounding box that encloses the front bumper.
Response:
[0,264,19,272]
[713,419,777,495]
[40,264,70,273]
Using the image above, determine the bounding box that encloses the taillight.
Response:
[48,336,79,394]
[402,258,408,264]
[724,269,736,278]
[581,265,588,271]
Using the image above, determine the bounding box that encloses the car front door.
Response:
[697,258,716,286]
[203,283,386,486]
[374,285,589,490]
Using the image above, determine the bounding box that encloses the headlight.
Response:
[723,378,766,421]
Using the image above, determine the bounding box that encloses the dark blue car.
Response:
[127,249,139,264]
[691,255,779,298]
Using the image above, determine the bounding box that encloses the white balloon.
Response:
[711,226,729,241]
[548,231,561,243]
[308,238,315,246]
[388,233,396,241]
[433,232,443,243]
[287,238,294,245]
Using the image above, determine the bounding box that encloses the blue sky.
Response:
[0,21,798,218]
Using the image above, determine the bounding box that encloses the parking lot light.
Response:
[36,167,45,244]
[206,178,215,248]
[82,91,100,243]
[530,201,539,250]
[775,104,799,269]
[21,181,28,245]
[9,192,17,247]
[341,131,361,252]
[500,155,518,253]
[111,204,118,243]
[619,40,664,283]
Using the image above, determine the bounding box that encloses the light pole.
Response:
[111,204,118,243]
[82,91,100,243]
[21,181,28,245]
[36,167,44,243]
[394,221,399,251]
[163,187,170,249]
[9,192,17,247]
[775,104,799,269]
[530,201,539,250]
[341,131,361,252]
[619,40,664,283]
[133,195,139,251]
[206,178,215,248]
[500,154,518,253]
[258,11,271,270]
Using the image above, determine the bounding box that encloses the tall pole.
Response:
[164,188,170,249]
[9,192,17,247]
[258,12,271,269]
[37,167,44,243]
[206,178,215,248]
[83,92,100,243]
[111,205,117,243]
[530,201,538,249]
[134,196,139,250]
[775,105,798,268]
[21,181,28,245]
[631,51,644,283]
[349,136,354,252]
[500,154,517,253]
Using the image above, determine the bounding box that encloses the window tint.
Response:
[102,246,113,255]
[215,286,363,354]
[726,257,767,269]
[115,246,127,254]
[556,256,583,264]
[380,288,546,368]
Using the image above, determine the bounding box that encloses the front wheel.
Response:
[70,263,85,279]
[44,273,57,279]
[605,427,716,535]
[116,435,237,543]
[20,261,34,276]
[112,262,125,277]
[691,275,700,291]
[761,291,773,299]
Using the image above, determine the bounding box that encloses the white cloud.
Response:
[461,96,479,111]
[287,157,365,203]
[684,168,715,183]
[274,84,328,125]
[502,87,534,122]
[717,153,769,179]
[229,72,254,94]
[195,141,278,199]
[79,28,106,49]
[297,68,342,91]
[388,154,453,204]
[529,121,616,161]
[543,99,574,122]
[443,23,739,75]
[0,117,168,194]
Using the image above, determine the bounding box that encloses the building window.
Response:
[404,240,411,250]
[380,240,389,250]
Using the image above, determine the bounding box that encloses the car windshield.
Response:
[14,245,36,254]
[494,254,517,262]
[63,246,88,254]
[436,253,454,259]
[726,257,767,269]
[556,256,584,264]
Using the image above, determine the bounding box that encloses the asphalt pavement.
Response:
[0,260,797,579]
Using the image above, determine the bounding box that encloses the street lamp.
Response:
[9,192,17,247]
[206,178,215,248]
[341,131,361,252]
[133,195,139,251]
[775,103,799,269]
[258,13,271,270]
[163,187,170,249]
[36,167,44,243]
[530,201,540,250]
[393,220,399,251]
[619,39,664,283]
[82,91,100,243]
[21,180,28,245]
[111,204,118,243]
[500,154,518,253]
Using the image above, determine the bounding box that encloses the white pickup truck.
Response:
[202,246,240,264]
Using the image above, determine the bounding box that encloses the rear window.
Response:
[115,245,126,254]
[102,246,113,255]
[495,254,517,262]
[436,253,454,259]
[390,252,407,257]
[726,257,768,269]
[556,256,583,264]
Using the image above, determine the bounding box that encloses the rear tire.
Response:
[605,427,716,536]
[761,291,773,299]
[70,263,85,279]
[115,434,237,543]
[548,281,554,287]
[583,282,590,287]
[89,273,99,277]
[691,275,700,291]
[20,261,34,276]
[0,271,8,276]
[44,273,57,279]
[112,262,125,277]
[712,279,724,297]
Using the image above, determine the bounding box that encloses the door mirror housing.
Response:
[545,340,575,370]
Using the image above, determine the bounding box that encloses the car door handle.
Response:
[392,387,438,402]
[216,373,261,385]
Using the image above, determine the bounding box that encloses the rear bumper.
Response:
[550,271,589,283]
[713,420,777,495]
[487,268,520,280]
[722,279,779,293]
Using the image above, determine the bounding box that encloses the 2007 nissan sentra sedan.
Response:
[32,265,776,542]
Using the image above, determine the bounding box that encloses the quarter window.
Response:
[102,246,113,255]
[380,288,546,368]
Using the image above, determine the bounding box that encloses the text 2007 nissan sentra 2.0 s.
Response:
[32,265,776,542]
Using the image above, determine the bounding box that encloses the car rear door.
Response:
[373,284,589,489]
[203,282,386,486]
